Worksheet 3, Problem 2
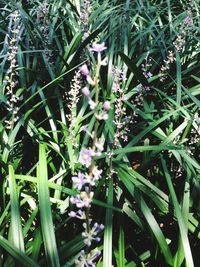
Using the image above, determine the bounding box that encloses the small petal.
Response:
[79,148,95,167]
[72,172,86,190]
[80,64,90,76]
[95,139,104,152]
[86,75,95,86]
[82,86,90,97]
[92,166,103,181]
[68,211,76,217]
[88,99,97,110]
[101,57,108,66]
[90,42,107,53]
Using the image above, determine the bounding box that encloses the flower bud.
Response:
[80,64,89,76]
[103,100,110,111]
[82,87,90,97]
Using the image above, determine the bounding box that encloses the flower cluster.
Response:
[37,0,49,18]
[70,144,104,262]
[112,67,130,147]
[36,0,53,63]
[75,249,101,267]
[173,7,193,52]
[137,54,152,92]
[127,55,153,124]
[3,11,21,130]
[159,50,175,82]
[69,42,108,266]
[80,44,109,121]
[189,112,200,146]
[131,89,144,124]
[66,70,82,148]
[159,6,193,82]
[141,54,153,80]
[79,0,92,40]
[170,165,184,179]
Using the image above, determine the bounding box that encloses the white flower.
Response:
[88,99,97,110]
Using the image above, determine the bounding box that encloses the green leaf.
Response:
[103,178,113,267]
[37,144,60,267]
[8,165,24,251]
[118,52,149,87]
[118,168,173,266]
[161,156,194,267]
[138,196,173,266]
[118,227,125,267]
[0,236,39,267]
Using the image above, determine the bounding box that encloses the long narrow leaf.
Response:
[0,235,39,267]
[161,157,194,267]
[103,178,113,267]
[8,165,24,251]
[37,144,60,267]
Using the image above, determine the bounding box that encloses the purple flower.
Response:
[79,148,95,167]
[70,191,93,208]
[90,42,107,53]
[112,82,120,93]
[103,100,110,111]
[80,64,90,76]
[72,172,86,190]
[70,195,83,208]
[75,249,101,267]
[184,16,193,25]
[84,167,102,186]
[82,222,104,246]
[82,86,90,97]
[68,210,86,220]
[79,64,95,85]
[80,191,94,207]
[145,72,152,78]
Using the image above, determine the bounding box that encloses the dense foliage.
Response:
[0,0,200,266]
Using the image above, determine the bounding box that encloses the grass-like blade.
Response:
[118,52,149,87]
[8,165,24,251]
[117,226,125,267]
[161,156,194,267]
[118,168,173,266]
[138,195,173,266]
[37,144,60,267]
[103,178,113,267]
[0,235,39,267]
